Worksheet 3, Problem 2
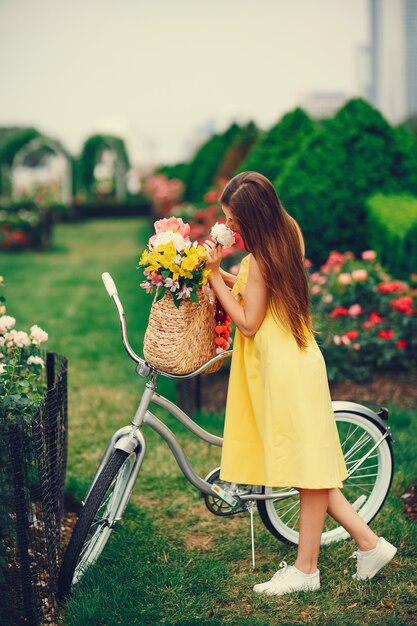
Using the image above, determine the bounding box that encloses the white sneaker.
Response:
[351,537,397,580]
[253,561,320,596]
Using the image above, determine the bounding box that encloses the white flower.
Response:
[140,281,154,294]
[210,223,236,248]
[27,355,45,368]
[0,363,6,375]
[176,285,191,300]
[164,277,180,292]
[6,330,31,348]
[30,325,48,345]
[0,315,16,334]
[150,230,190,251]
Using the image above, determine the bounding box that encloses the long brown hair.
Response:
[219,171,312,349]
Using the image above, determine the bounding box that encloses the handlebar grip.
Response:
[101,272,118,297]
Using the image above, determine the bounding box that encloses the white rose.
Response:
[0,315,16,334]
[151,230,189,251]
[27,355,45,368]
[10,330,31,348]
[210,223,236,248]
[30,325,48,345]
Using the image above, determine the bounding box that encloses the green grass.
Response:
[1,219,416,625]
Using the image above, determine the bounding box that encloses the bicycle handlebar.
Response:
[101,272,232,378]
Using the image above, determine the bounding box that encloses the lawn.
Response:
[1,218,416,625]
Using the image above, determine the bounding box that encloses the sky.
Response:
[0,0,369,167]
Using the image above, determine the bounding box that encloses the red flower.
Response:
[395,339,407,349]
[369,311,383,325]
[330,307,349,318]
[378,329,394,340]
[345,329,359,340]
[378,280,406,294]
[390,296,413,314]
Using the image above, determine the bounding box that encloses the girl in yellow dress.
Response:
[203,171,396,597]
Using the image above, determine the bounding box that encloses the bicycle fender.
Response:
[332,400,394,442]
[114,433,141,454]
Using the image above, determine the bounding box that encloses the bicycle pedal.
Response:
[211,483,239,507]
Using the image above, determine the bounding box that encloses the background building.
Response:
[368,0,417,123]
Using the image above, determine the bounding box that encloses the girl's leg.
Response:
[327,488,379,551]
[294,488,329,574]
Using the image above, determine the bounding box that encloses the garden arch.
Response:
[11,136,73,205]
[79,134,130,201]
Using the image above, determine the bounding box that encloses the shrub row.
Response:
[367,194,417,279]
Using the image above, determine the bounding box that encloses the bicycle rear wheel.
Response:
[58,449,137,599]
[257,412,394,546]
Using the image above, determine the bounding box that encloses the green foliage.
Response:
[183,123,244,201]
[0,201,53,250]
[366,194,417,278]
[214,120,259,180]
[237,108,316,182]
[276,98,417,264]
[157,161,190,183]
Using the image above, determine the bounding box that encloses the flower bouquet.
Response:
[138,217,234,375]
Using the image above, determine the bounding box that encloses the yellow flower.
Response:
[139,249,150,265]
[200,269,211,285]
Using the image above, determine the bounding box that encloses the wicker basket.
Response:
[143,286,223,375]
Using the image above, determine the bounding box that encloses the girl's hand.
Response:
[203,239,223,275]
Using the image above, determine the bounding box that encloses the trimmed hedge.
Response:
[237,108,316,182]
[276,98,417,264]
[367,193,417,278]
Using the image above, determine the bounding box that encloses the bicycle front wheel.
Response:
[58,449,137,599]
[257,411,394,546]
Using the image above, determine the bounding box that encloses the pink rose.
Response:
[353,343,361,350]
[333,335,341,345]
[311,285,321,295]
[338,273,352,285]
[352,269,368,282]
[348,304,363,317]
[361,250,377,262]
[154,217,190,238]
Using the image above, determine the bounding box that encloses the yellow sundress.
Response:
[220,254,348,489]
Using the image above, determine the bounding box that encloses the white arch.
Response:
[11,136,72,205]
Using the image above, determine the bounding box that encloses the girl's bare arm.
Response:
[219,267,237,288]
[204,243,268,337]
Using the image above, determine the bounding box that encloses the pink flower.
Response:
[304,259,312,269]
[352,343,361,350]
[352,269,368,282]
[323,294,333,303]
[345,329,359,340]
[338,273,352,285]
[311,285,321,295]
[348,304,363,317]
[333,335,342,345]
[361,250,377,261]
[310,272,327,285]
[150,273,164,286]
[154,217,191,238]
[341,335,351,346]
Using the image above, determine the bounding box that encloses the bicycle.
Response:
[58,272,395,599]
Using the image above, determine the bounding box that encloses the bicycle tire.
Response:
[58,449,136,599]
[257,411,394,546]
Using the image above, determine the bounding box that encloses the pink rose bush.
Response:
[309,250,417,381]
[0,277,49,421]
